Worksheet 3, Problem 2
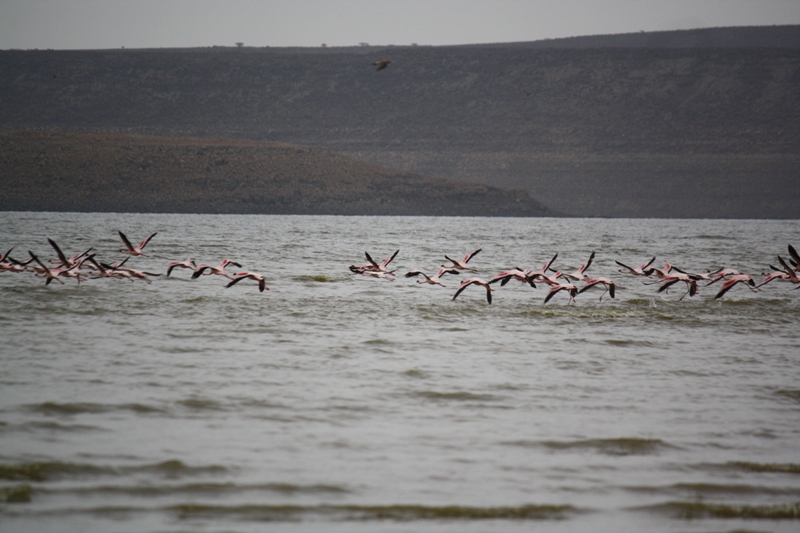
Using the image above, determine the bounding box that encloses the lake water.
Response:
[1,212,799,533]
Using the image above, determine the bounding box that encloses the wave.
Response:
[0,420,104,433]
[724,462,800,474]
[10,502,578,522]
[38,481,351,497]
[411,390,502,402]
[776,389,800,403]
[504,437,675,456]
[294,274,349,283]
[168,503,578,522]
[639,500,800,519]
[25,401,166,416]
[0,484,32,504]
[0,459,228,482]
[624,482,800,497]
[602,339,660,348]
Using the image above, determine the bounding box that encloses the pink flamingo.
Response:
[359,270,395,280]
[0,248,30,272]
[118,231,157,257]
[102,261,161,283]
[365,249,399,274]
[85,256,129,280]
[167,258,197,277]
[27,251,79,285]
[544,281,578,304]
[758,256,800,289]
[756,269,794,288]
[47,238,93,268]
[559,251,595,282]
[192,259,242,280]
[715,273,757,299]
[452,278,493,304]
[615,257,656,277]
[489,268,536,288]
[656,271,698,300]
[350,250,398,275]
[226,272,269,292]
[405,267,460,287]
[578,276,617,300]
[442,249,482,272]
[705,268,742,286]
[525,253,559,284]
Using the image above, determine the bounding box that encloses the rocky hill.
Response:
[0,130,552,216]
[1,25,798,218]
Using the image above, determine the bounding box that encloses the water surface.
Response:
[1,213,799,532]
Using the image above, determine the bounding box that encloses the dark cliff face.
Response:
[0,131,554,216]
[1,26,799,218]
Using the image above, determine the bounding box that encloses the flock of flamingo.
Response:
[0,231,269,292]
[2,231,799,304]
[349,245,800,304]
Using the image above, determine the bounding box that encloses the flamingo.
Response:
[350,250,398,275]
[167,258,197,277]
[0,248,30,272]
[443,249,482,272]
[756,269,794,288]
[192,259,242,280]
[489,268,536,288]
[365,249,399,273]
[758,256,800,289]
[714,273,757,299]
[544,282,578,304]
[656,272,698,300]
[533,268,563,288]
[578,276,617,300]
[405,267,460,287]
[644,262,675,281]
[666,265,723,282]
[452,278,493,304]
[47,238,92,268]
[118,231,157,256]
[85,256,130,280]
[102,262,161,283]
[226,272,269,292]
[27,251,67,285]
[525,253,558,284]
[360,270,395,280]
[559,251,595,282]
[705,268,742,286]
[615,257,656,277]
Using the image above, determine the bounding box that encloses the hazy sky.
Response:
[1,0,799,50]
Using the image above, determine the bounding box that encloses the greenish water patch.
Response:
[177,397,226,411]
[0,484,32,503]
[0,462,112,482]
[39,481,350,497]
[413,390,500,402]
[776,390,800,403]
[0,460,228,482]
[507,437,673,456]
[296,274,347,283]
[644,501,800,519]
[26,401,165,416]
[727,462,800,474]
[171,503,577,521]
[603,339,657,348]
